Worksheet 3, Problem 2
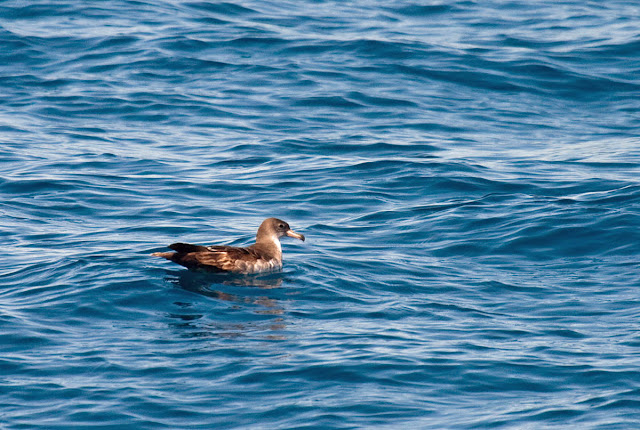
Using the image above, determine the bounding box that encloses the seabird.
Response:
[151,218,305,274]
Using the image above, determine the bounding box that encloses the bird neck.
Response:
[252,234,282,261]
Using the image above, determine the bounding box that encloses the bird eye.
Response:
[278,224,285,229]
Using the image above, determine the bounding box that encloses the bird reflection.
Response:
[170,269,284,293]
[163,269,289,340]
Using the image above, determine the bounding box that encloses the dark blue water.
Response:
[2,1,640,428]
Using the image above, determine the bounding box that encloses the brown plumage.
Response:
[151,218,305,274]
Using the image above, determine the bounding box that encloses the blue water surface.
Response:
[1,1,640,428]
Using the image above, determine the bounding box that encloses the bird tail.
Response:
[151,252,174,260]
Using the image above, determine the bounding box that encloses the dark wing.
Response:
[171,245,261,273]
[169,242,209,253]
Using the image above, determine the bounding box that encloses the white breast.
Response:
[244,258,282,274]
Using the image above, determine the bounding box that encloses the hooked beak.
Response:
[286,229,305,242]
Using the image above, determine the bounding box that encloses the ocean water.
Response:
[1,0,640,428]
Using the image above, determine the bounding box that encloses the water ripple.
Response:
[1,0,640,428]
